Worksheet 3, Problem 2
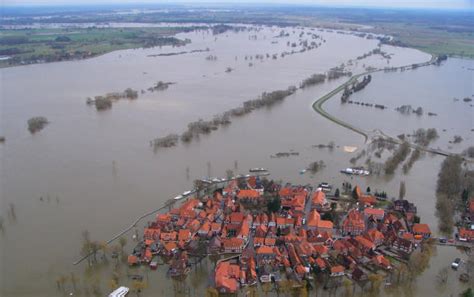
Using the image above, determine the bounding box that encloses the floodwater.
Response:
[0,24,471,296]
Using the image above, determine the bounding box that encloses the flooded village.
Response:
[122,171,473,296]
[1,3,474,297]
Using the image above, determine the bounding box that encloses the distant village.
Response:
[125,174,472,295]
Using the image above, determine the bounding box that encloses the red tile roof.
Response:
[331,265,344,273]
[215,262,240,293]
[178,229,191,241]
[413,223,431,234]
[230,212,244,223]
[312,191,326,205]
[316,257,326,268]
[256,245,273,254]
[363,208,385,217]
[307,210,321,227]
[355,235,375,250]
[459,228,474,240]
[237,189,260,199]
[222,238,244,248]
[359,195,377,205]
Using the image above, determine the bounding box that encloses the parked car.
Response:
[451,258,461,269]
[438,237,447,244]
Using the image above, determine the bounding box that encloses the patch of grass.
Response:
[0,27,202,67]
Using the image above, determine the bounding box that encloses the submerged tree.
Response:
[27,116,49,133]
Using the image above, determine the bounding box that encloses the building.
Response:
[256,245,275,261]
[373,255,392,270]
[306,209,334,234]
[355,235,375,252]
[364,229,385,246]
[394,199,417,214]
[342,209,366,235]
[412,223,431,239]
[363,208,385,221]
[237,189,261,201]
[459,228,474,242]
[222,238,245,253]
[311,190,328,211]
[392,237,414,253]
[215,262,240,294]
[330,265,345,277]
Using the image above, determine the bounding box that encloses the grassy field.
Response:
[0,27,201,67]
[360,22,474,58]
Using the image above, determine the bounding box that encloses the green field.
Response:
[0,27,200,67]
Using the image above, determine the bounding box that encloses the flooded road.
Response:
[0,24,471,296]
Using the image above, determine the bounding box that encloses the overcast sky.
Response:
[3,0,474,9]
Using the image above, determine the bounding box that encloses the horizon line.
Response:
[2,2,473,11]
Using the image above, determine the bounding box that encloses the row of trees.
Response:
[151,86,297,150]
[384,142,411,174]
[435,155,463,234]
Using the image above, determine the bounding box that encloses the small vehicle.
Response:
[438,237,447,244]
[109,286,129,297]
[319,182,332,191]
[451,258,461,269]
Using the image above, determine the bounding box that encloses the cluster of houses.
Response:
[458,198,474,242]
[128,176,432,294]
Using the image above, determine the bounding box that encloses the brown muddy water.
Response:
[0,24,471,296]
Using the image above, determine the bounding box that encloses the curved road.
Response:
[310,55,472,160]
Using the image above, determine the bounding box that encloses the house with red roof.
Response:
[237,219,250,240]
[311,190,328,211]
[342,209,366,235]
[222,238,245,253]
[215,262,240,294]
[254,237,265,247]
[229,212,245,224]
[364,229,385,246]
[412,223,431,239]
[373,255,392,270]
[210,222,222,235]
[315,257,327,271]
[355,235,375,252]
[363,208,385,221]
[459,227,474,242]
[256,245,275,261]
[178,229,192,242]
[237,189,261,201]
[264,237,276,246]
[198,221,211,237]
[330,265,345,277]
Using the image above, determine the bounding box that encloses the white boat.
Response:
[174,195,183,200]
[340,167,370,176]
[109,286,129,297]
[182,190,192,196]
[249,167,267,172]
